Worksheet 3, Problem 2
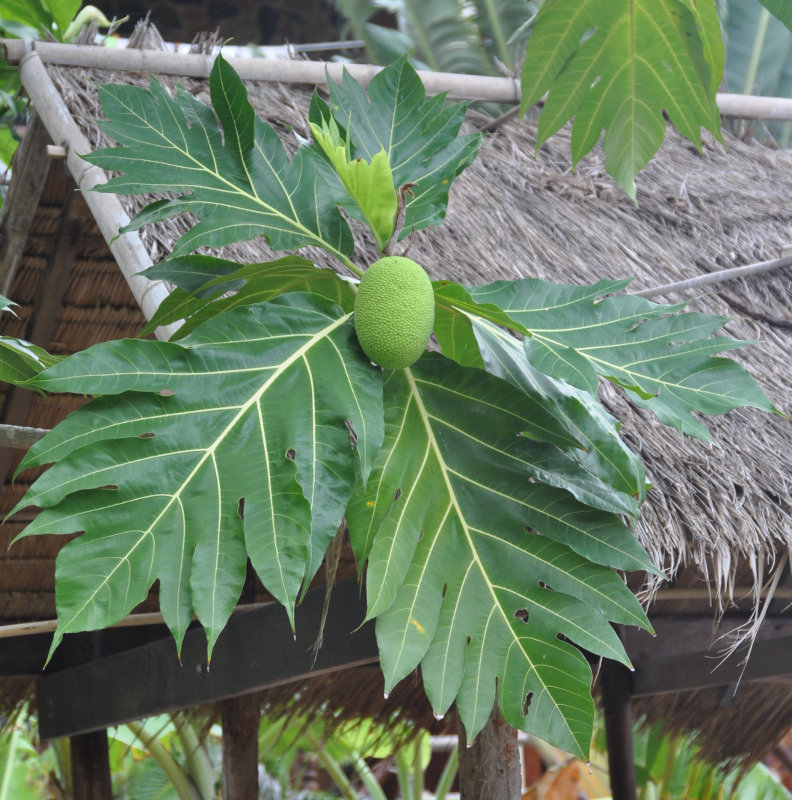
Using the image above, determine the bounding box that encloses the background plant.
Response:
[0,1,117,195]
[333,0,792,197]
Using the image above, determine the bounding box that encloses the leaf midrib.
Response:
[403,368,576,743]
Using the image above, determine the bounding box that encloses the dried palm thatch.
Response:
[3,27,792,764]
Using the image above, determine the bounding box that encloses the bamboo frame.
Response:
[5,39,792,118]
[636,252,792,298]
[16,49,179,340]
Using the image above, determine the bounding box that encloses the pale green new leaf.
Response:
[310,57,482,236]
[520,0,722,197]
[140,255,356,339]
[459,278,776,440]
[309,115,398,250]
[347,355,651,756]
[12,295,383,660]
[85,55,353,261]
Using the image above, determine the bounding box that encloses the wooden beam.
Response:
[0,110,51,295]
[0,624,172,675]
[600,660,637,800]
[221,692,261,800]
[37,577,375,740]
[69,730,113,800]
[631,634,792,697]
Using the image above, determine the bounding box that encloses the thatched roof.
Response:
[2,28,792,765]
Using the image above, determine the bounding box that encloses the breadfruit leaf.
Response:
[346,355,652,757]
[309,56,482,236]
[140,255,356,338]
[468,314,649,507]
[85,54,353,260]
[520,0,723,197]
[438,277,775,440]
[0,297,60,383]
[11,295,383,661]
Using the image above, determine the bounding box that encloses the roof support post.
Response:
[457,701,522,800]
[221,691,262,800]
[69,729,113,800]
[601,660,637,800]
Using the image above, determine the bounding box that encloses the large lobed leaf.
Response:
[310,57,482,240]
[436,278,776,440]
[347,356,653,757]
[86,55,354,261]
[12,295,383,660]
[520,0,724,197]
[140,254,356,339]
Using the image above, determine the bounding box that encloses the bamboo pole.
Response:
[6,39,792,118]
[16,50,179,340]
[0,423,49,448]
[2,39,521,103]
[635,252,792,299]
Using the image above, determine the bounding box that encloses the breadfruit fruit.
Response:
[354,256,435,369]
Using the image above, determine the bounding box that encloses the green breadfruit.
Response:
[354,256,435,369]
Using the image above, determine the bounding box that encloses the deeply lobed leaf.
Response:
[520,0,723,197]
[86,55,354,260]
[347,356,653,756]
[13,295,383,660]
[310,57,482,239]
[437,278,776,440]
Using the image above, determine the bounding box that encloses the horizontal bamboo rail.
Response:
[5,39,792,118]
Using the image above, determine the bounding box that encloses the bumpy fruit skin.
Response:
[354,256,435,369]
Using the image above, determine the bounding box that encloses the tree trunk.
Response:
[70,730,113,800]
[220,692,261,800]
[457,702,522,800]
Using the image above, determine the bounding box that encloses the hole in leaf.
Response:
[514,608,529,623]
[285,449,296,461]
[523,692,533,715]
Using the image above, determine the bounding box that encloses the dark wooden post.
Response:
[601,660,638,800]
[70,730,113,800]
[220,691,262,800]
[457,702,522,800]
